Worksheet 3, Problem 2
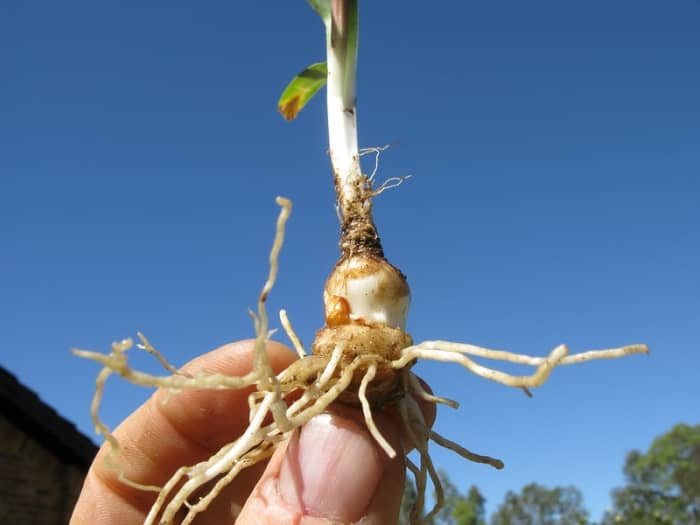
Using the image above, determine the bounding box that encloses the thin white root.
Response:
[559,344,649,364]
[89,367,115,451]
[371,175,412,198]
[317,343,345,388]
[403,340,648,367]
[405,457,421,483]
[280,309,306,358]
[359,363,396,458]
[393,344,568,388]
[282,350,354,422]
[148,391,279,524]
[180,444,275,525]
[422,454,443,525]
[359,143,391,183]
[399,393,441,525]
[247,392,258,422]
[404,392,443,525]
[404,457,425,525]
[283,350,346,420]
[72,343,262,392]
[428,428,503,470]
[406,449,426,524]
[285,389,318,418]
[288,356,364,427]
[407,372,459,409]
[136,332,191,377]
[393,341,648,389]
[147,463,194,522]
[252,196,292,385]
[249,198,296,434]
[76,341,162,494]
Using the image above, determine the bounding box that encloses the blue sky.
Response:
[2,1,699,520]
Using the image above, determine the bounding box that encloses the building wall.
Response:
[0,413,87,525]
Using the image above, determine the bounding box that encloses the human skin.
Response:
[70,339,433,524]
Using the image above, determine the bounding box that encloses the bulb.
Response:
[324,255,410,330]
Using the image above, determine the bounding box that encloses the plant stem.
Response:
[325,0,384,259]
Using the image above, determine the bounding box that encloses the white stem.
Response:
[326,33,362,209]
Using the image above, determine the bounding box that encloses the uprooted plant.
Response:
[73,1,648,524]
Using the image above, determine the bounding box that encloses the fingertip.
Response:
[237,411,405,525]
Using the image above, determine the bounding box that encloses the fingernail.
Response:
[279,413,384,522]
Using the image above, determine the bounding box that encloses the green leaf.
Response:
[307,0,331,22]
[277,61,327,121]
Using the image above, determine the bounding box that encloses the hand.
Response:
[70,340,422,524]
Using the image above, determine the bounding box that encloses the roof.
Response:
[0,365,98,469]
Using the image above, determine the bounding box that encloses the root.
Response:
[72,343,265,392]
[359,363,396,458]
[405,457,426,525]
[407,372,459,409]
[249,197,293,432]
[316,342,345,388]
[279,309,306,358]
[75,340,162,494]
[252,197,292,384]
[180,444,275,525]
[371,175,412,198]
[136,332,191,378]
[399,371,506,525]
[428,428,503,470]
[359,143,391,183]
[357,143,411,197]
[400,454,427,525]
[404,386,444,525]
[403,371,502,471]
[393,341,648,389]
[404,340,648,368]
[394,344,568,388]
[399,390,443,525]
[146,391,280,524]
[557,344,649,364]
[287,355,367,426]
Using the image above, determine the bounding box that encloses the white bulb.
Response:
[324,255,410,330]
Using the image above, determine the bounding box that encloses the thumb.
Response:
[236,412,405,524]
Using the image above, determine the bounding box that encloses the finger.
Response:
[70,339,296,525]
[236,410,405,525]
